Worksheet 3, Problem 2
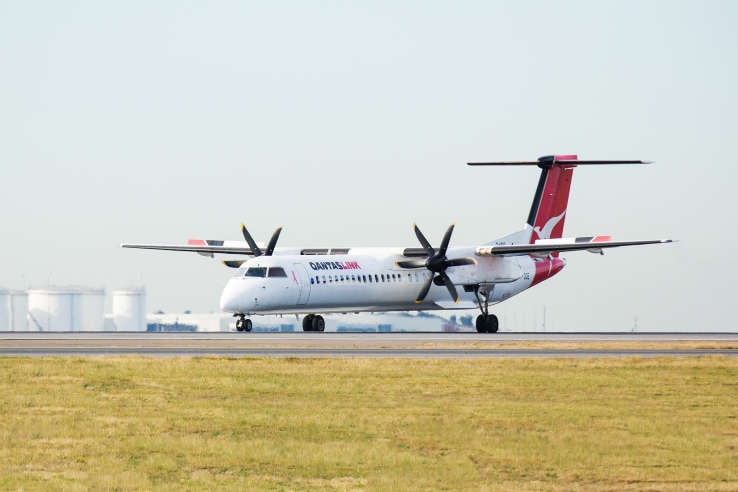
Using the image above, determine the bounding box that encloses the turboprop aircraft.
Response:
[122,154,673,333]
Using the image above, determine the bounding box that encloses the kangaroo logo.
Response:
[533,210,566,240]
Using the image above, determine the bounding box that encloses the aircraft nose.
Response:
[219,280,242,313]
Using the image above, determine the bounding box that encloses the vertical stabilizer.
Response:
[468,155,652,248]
[527,155,577,246]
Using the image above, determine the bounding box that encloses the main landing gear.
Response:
[473,285,499,333]
[235,314,252,332]
[302,314,325,332]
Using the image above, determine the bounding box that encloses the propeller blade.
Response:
[264,226,283,256]
[438,224,455,256]
[222,260,246,268]
[413,224,435,255]
[415,274,434,303]
[445,257,476,267]
[396,259,427,269]
[241,224,262,256]
[439,272,459,303]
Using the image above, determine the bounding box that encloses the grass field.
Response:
[1,357,736,490]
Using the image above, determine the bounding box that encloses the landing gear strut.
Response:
[302,314,325,332]
[473,286,499,333]
[235,314,252,332]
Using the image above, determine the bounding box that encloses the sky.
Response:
[1,1,736,331]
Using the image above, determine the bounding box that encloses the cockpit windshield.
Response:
[243,266,287,278]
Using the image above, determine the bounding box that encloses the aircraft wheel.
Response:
[475,315,488,333]
[312,315,325,332]
[476,314,499,333]
[244,318,253,332]
[486,314,499,333]
[236,316,245,332]
[302,314,315,332]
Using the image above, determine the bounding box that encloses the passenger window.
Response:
[322,275,326,283]
[268,267,287,277]
[375,274,379,283]
[245,267,267,278]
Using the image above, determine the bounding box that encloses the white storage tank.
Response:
[0,289,9,331]
[10,290,28,331]
[28,287,74,331]
[113,288,146,331]
[27,287,105,331]
[73,288,105,331]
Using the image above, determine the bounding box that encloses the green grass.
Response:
[1,357,737,490]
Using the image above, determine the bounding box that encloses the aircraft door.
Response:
[292,264,311,305]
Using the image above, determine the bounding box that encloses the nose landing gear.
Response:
[235,314,252,332]
[473,285,499,333]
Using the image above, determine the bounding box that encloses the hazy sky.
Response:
[2,1,736,331]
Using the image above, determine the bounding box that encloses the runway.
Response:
[1,332,737,358]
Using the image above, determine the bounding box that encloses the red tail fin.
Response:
[527,155,577,247]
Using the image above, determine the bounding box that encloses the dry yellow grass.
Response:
[419,341,738,350]
[0,357,736,490]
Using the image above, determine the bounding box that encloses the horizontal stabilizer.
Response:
[476,238,674,257]
[468,159,651,166]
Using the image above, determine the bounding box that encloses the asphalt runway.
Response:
[1,332,736,358]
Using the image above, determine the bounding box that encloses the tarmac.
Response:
[1,332,736,358]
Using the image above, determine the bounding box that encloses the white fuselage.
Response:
[219,247,549,315]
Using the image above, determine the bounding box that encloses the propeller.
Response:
[396,224,476,304]
[241,224,283,257]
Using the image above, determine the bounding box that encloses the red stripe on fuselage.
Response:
[530,256,566,287]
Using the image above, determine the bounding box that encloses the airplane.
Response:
[122,154,673,333]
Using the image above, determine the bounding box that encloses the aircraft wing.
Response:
[120,243,255,255]
[476,236,674,257]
